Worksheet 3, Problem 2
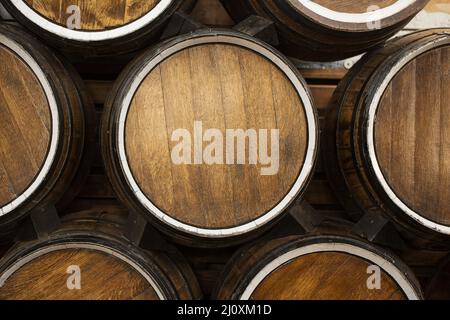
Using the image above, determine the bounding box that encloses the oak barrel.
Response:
[101,29,319,246]
[222,0,429,61]
[0,0,195,55]
[214,234,423,300]
[0,208,202,300]
[325,29,450,244]
[0,24,91,236]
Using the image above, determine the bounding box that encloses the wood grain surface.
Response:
[0,44,51,208]
[125,43,308,229]
[23,0,160,30]
[374,46,450,226]
[312,0,398,13]
[251,252,405,300]
[0,247,160,300]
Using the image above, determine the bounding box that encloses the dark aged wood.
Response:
[324,29,450,246]
[0,207,202,300]
[233,15,279,46]
[101,29,318,247]
[426,254,450,299]
[160,11,205,41]
[214,234,423,300]
[222,0,429,61]
[0,24,92,238]
[0,0,196,56]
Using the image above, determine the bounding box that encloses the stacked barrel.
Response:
[0,24,92,236]
[0,0,196,55]
[101,29,318,246]
[325,29,450,244]
[222,0,429,60]
[0,0,449,300]
[0,208,201,300]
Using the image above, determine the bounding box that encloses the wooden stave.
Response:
[0,0,196,56]
[101,28,319,247]
[222,0,428,61]
[0,24,92,237]
[0,208,202,300]
[324,29,450,247]
[214,233,423,300]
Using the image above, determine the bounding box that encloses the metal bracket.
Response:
[124,210,147,246]
[160,11,206,41]
[0,3,13,21]
[266,200,325,239]
[233,15,279,46]
[29,205,61,239]
[289,200,325,233]
[123,211,176,253]
[353,210,406,250]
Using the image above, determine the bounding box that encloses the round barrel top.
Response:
[372,44,450,228]
[119,35,316,236]
[22,0,161,31]
[0,245,162,300]
[0,40,53,216]
[250,251,406,300]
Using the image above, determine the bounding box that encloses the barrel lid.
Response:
[365,33,450,233]
[232,236,422,300]
[8,0,173,41]
[0,242,164,300]
[286,0,428,31]
[0,33,59,217]
[113,31,318,238]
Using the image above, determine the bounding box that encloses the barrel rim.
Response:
[113,30,318,238]
[285,0,428,31]
[365,33,450,234]
[0,240,166,299]
[0,32,60,217]
[236,237,422,300]
[8,0,174,42]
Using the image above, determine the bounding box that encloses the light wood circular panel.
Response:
[250,252,406,300]
[22,0,161,31]
[311,0,398,14]
[124,43,309,230]
[0,43,51,210]
[374,46,450,226]
[0,247,161,300]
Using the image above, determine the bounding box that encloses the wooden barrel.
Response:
[0,208,202,300]
[0,0,195,56]
[101,29,319,246]
[325,29,450,244]
[222,0,429,61]
[0,24,91,236]
[214,234,423,300]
